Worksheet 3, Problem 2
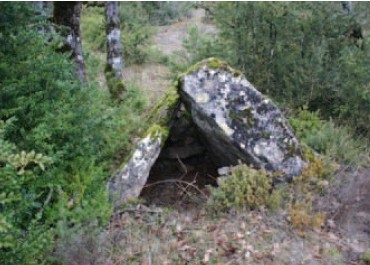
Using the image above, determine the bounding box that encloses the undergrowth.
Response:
[289,108,369,167]
[207,164,284,213]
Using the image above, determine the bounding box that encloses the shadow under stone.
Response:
[140,108,223,211]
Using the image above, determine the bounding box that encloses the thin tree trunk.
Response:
[33,1,52,35]
[105,1,125,101]
[105,1,123,78]
[53,2,86,82]
[341,1,352,15]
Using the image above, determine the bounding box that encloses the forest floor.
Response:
[73,8,370,265]
[59,165,370,265]
[119,9,370,265]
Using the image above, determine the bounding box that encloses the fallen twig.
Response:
[144,179,209,199]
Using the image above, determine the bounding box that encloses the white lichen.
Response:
[107,28,120,42]
[196,93,210,103]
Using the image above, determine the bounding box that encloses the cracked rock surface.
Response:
[179,59,306,178]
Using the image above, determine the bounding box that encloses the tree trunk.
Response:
[341,1,352,15]
[105,1,123,78]
[53,2,86,82]
[33,1,52,35]
[105,1,125,101]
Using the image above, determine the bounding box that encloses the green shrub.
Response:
[207,164,282,212]
[289,108,369,166]
[80,6,105,51]
[363,250,370,265]
[142,2,193,26]
[183,25,228,64]
[0,3,145,263]
[184,2,370,136]
[81,4,154,65]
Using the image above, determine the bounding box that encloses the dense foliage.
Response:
[1,2,370,264]
[184,2,370,136]
[81,2,192,65]
[81,4,153,65]
[0,3,144,264]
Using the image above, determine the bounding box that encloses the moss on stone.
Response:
[301,144,316,162]
[147,82,180,127]
[230,107,255,127]
[145,124,168,142]
[233,70,243,77]
[286,140,304,158]
[114,81,180,172]
[180,57,244,79]
[260,131,272,139]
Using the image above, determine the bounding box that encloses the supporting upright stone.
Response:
[109,85,180,207]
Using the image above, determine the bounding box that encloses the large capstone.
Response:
[179,58,306,178]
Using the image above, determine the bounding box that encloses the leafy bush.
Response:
[288,200,326,233]
[80,6,105,51]
[0,3,145,263]
[182,25,226,64]
[142,2,193,26]
[207,164,282,212]
[184,2,370,136]
[81,4,154,65]
[289,108,369,166]
[363,250,370,265]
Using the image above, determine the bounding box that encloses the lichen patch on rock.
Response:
[179,58,307,178]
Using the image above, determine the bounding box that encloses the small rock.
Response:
[218,166,231,176]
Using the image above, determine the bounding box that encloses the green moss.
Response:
[114,124,169,172]
[145,124,169,142]
[260,131,271,139]
[105,68,126,102]
[207,58,223,69]
[302,144,316,162]
[233,70,243,77]
[363,250,370,265]
[230,107,255,127]
[147,82,180,127]
[114,82,180,172]
[180,57,244,78]
[285,140,304,158]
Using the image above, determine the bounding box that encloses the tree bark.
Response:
[105,1,123,78]
[33,1,52,35]
[341,1,352,15]
[53,2,86,82]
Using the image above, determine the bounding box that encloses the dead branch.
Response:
[144,179,209,199]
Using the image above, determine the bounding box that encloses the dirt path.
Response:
[315,166,370,262]
[154,9,217,56]
[122,9,217,107]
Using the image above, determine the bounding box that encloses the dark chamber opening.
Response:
[140,109,221,211]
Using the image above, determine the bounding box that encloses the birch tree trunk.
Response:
[341,1,352,15]
[105,1,125,101]
[33,1,52,35]
[105,1,123,78]
[53,2,86,82]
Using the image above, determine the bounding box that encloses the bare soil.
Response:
[123,9,217,109]
[154,9,217,56]
[315,166,370,263]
